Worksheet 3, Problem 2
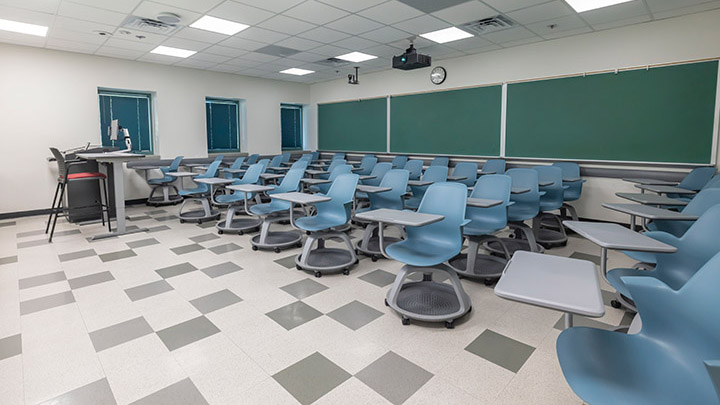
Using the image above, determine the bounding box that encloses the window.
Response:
[281,104,303,150]
[206,98,240,152]
[98,89,153,153]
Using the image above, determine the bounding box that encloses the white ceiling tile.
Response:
[525,14,588,36]
[235,27,290,44]
[332,36,378,51]
[361,57,390,67]
[445,36,494,51]
[204,44,248,57]
[481,0,550,12]
[223,57,262,67]
[236,67,268,76]
[57,2,127,26]
[325,14,384,35]
[0,0,60,14]
[651,0,720,18]
[431,0,497,25]
[173,27,228,44]
[590,14,651,31]
[160,36,210,51]
[47,27,108,45]
[242,51,280,62]
[234,0,304,13]
[482,26,538,43]
[208,1,274,25]
[0,30,46,47]
[359,26,413,43]
[297,62,333,71]
[208,63,244,72]
[174,58,219,69]
[421,44,460,57]
[362,43,404,57]
[269,57,303,67]
[153,0,224,13]
[132,1,201,25]
[189,52,232,63]
[274,36,323,51]
[283,0,349,25]
[51,16,116,35]
[389,36,434,49]
[286,51,325,62]
[46,38,100,53]
[218,35,266,50]
[102,37,157,51]
[581,0,648,25]
[357,1,425,25]
[0,4,56,26]
[645,0,709,13]
[137,52,184,64]
[95,45,145,59]
[297,26,351,43]
[393,14,450,35]
[112,29,167,44]
[463,43,501,54]
[540,25,592,39]
[311,43,352,57]
[257,15,316,35]
[66,0,142,14]
[500,35,543,47]
[316,0,387,13]
[506,1,574,25]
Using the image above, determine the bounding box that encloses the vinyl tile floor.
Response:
[0,205,637,404]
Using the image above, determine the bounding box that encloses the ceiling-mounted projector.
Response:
[392,44,431,70]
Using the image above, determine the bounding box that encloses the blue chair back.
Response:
[316,164,352,194]
[290,160,309,171]
[357,156,378,176]
[246,154,259,165]
[466,174,512,235]
[212,155,224,163]
[280,152,291,163]
[268,155,283,168]
[311,151,320,161]
[164,156,184,173]
[482,159,506,174]
[404,160,423,180]
[553,162,583,201]
[703,174,720,190]
[506,168,541,221]
[326,159,346,172]
[313,174,359,226]
[652,189,720,237]
[263,168,304,211]
[452,162,478,187]
[234,163,263,186]
[299,154,312,161]
[368,169,409,210]
[392,155,408,169]
[332,153,345,160]
[407,182,468,257]
[364,162,392,186]
[153,156,184,183]
[678,167,716,191]
[406,166,448,209]
[431,156,449,167]
[183,159,222,195]
[223,157,246,179]
[534,166,564,212]
[257,159,270,173]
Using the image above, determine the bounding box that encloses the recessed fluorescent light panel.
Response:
[565,0,634,12]
[280,68,314,76]
[336,52,377,63]
[150,46,196,58]
[190,15,248,35]
[0,18,48,37]
[420,27,473,44]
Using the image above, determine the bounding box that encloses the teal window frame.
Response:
[281,104,304,150]
[206,98,240,153]
[98,89,154,154]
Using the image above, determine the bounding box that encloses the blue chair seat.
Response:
[147,177,170,185]
[622,250,658,265]
[295,213,346,231]
[215,192,250,204]
[464,224,502,236]
[539,199,562,212]
[249,201,286,216]
[179,187,204,196]
[385,239,457,267]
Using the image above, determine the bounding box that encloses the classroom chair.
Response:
[267,155,283,169]
[430,156,449,167]
[146,155,184,206]
[482,159,506,174]
[215,163,265,234]
[384,182,472,329]
[294,173,359,277]
[485,168,543,254]
[448,174,512,285]
[177,159,223,224]
[246,153,259,165]
[311,151,320,161]
[356,156,378,176]
[391,155,408,169]
[309,164,352,195]
[331,152,345,160]
[404,166,448,210]
[222,157,246,179]
[317,159,346,180]
[404,160,423,180]
[557,250,720,404]
[280,152,291,163]
[670,167,719,202]
[552,162,585,220]
[451,162,478,188]
[356,162,393,202]
[608,204,720,311]
[249,168,305,253]
[532,166,568,248]
[355,169,410,261]
[47,147,111,242]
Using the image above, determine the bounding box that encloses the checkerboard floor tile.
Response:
[1,204,638,404]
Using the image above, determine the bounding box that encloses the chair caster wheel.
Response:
[306,231,311,235]
[445,320,455,329]
[198,220,203,224]
[179,219,185,224]
[296,265,302,270]
[401,317,410,325]
[252,246,258,251]
[483,278,494,286]
[218,230,223,235]
[611,300,622,309]
[239,231,244,235]
[314,272,322,278]
[354,259,359,265]
[274,247,281,253]
[371,255,378,262]
[468,306,472,313]
[296,242,303,248]
[343,269,350,275]
[384,299,389,307]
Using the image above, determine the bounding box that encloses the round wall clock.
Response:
[430,66,446,85]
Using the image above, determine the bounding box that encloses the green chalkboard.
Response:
[506,61,718,163]
[318,98,387,152]
[390,86,502,156]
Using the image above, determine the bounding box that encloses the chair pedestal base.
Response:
[386,264,471,328]
[148,185,182,206]
[533,214,568,249]
[216,206,261,234]
[295,230,358,277]
[250,214,302,251]
[448,235,508,284]
[355,223,403,260]
[178,197,219,224]
[484,222,544,256]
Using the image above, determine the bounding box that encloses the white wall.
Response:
[308,9,720,223]
[0,43,310,214]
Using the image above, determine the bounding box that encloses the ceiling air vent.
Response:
[121,15,181,35]
[315,58,351,68]
[460,15,515,35]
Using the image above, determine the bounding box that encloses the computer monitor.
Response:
[109,119,119,141]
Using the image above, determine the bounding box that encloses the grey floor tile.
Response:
[465,329,535,373]
[68,271,115,290]
[20,291,75,315]
[200,262,243,278]
[39,378,117,405]
[126,238,160,249]
[601,289,616,307]
[155,263,197,279]
[208,243,242,255]
[358,269,396,288]
[196,221,216,229]
[274,254,298,269]
[280,279,328,300]
[189,233,220,243]
[0,334,22,361]
[190,290,242,314]
[99,249,137,263]
[356,351,433,405]
[58,249,97,262]
[0,255,18,266]
[266,301,323,331]
[569,251,601,265]
[90,317,154,352]
[553,315,615,331]
[147,225,171,233]
[18,271,67,290]
[53,229,83,237]
[17,239,48,249]
[0,221,16,228]
[16,229,44,238]
[145,209,167,215]
[171,244,205,255]
[156,316,220,351]
[130,378,208,405]
[273,352,351,405]
[128,215,152,222]
[327,300,383,331]
[125,280,173,301]
[154,215,178,222]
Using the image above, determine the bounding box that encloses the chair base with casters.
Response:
[540,203,578,233]
[250,212,303,252]
[448,235,510,285]
[295,231,358,278]
[355,223,404,262]
[147,185,182,206]
[532,214,568,248]
[216,205,261,234]
[384,264,472,329]
[178,196,220,224]
[484,222,545,256]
